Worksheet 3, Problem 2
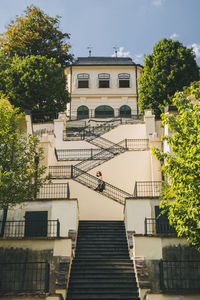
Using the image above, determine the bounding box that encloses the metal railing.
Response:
[48,165,131,204]
[36,183,70,200]
[68,110,142,121]
[118,139,149,150]
[134,181,162,197]
[0,262,49,294]
[55,148,104,161]
[73,166,131,205]
[34,129,54,136]
[144,218,176,235]
[0,220,60,238]
[49,166,72,179]
[160,260,200,291]
[55,139,149,161]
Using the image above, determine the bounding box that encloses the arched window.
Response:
[119,105,131,117]
[77,73,89,88]
[118,73,130,88]
[95,105,114,118]
[98,73,110,88]
[77,105,89,119]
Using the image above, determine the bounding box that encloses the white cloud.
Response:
[189,43,200,58]
[152,0,165,6]
[170,33,179,40]
[112,47,130,57]
[134,53,144,63]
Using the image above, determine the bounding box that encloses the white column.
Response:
[144,110,155,137]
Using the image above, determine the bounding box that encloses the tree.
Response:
[138,38,200,117]
[0,98,49,208]
[153,81,200,248]
[1,55,69,115]
[0,5,73,67]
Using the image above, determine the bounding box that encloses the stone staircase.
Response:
[67,221,140,300]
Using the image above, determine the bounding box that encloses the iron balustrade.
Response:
[118,139,149,150]
[49,166,72,179]
[144,218,176,235]
[55,148,105,161]
[34,129,54,136]
[0,262,49,294]
[75,145,125,172]
[73,166,131,205]
[0,219,60,238]
[68,110,142,121]
[134,181,162,197]
[36,183,70,200]
[160,260,200,291]
[55,139,149,161]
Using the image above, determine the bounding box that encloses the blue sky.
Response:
[0,0,200,65]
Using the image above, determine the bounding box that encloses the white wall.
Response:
[124,198,161,234]
[68,179,124,220]
[89,151,152,194]
[133,236,188,259]
[6,199,78,237]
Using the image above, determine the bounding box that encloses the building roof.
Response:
[71,56,142,67]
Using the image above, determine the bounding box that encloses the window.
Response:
[98,73,110,88]
[77,73,89,88]
[118,73,130,88]
[119,105,131,117]
[95,105,114,118]
[77,105,89,119]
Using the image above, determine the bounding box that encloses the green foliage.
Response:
[138,38,200,117]
[0,5,73,67]
[0,54,69,114]
[0,98,49,207]
[152,81,200,248]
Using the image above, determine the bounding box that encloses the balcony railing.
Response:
[55,148,105,161]
[49,166,72,179]
[160,260,200,291]
[134,181,162,197]
[0,219,60,238]
[144,218,176,235]
[0,262,49,294]
[36,183,70,200]
[68,110,142,121]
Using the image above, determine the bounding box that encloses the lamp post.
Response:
[34,153,39,200]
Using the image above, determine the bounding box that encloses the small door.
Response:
[25,211,48,237]
[155,206,175,234]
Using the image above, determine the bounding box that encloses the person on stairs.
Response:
[95,171,105,192]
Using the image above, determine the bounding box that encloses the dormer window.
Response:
[98,73,110,88]
[77,73,89,88]
[118,73,130,88]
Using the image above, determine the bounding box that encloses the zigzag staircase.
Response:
[51,122,148,205]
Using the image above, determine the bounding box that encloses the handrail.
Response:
[55,139,149,161]
[0,219,60,238]
[144,218,176,235]
[36,183,70,200]
[48,165,131,205]
[73,166,131,205]
[134,181,162,197]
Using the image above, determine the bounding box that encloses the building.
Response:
[1,59,200,300]
[65,56,143,120]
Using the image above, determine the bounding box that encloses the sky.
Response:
[0,0,200,65]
